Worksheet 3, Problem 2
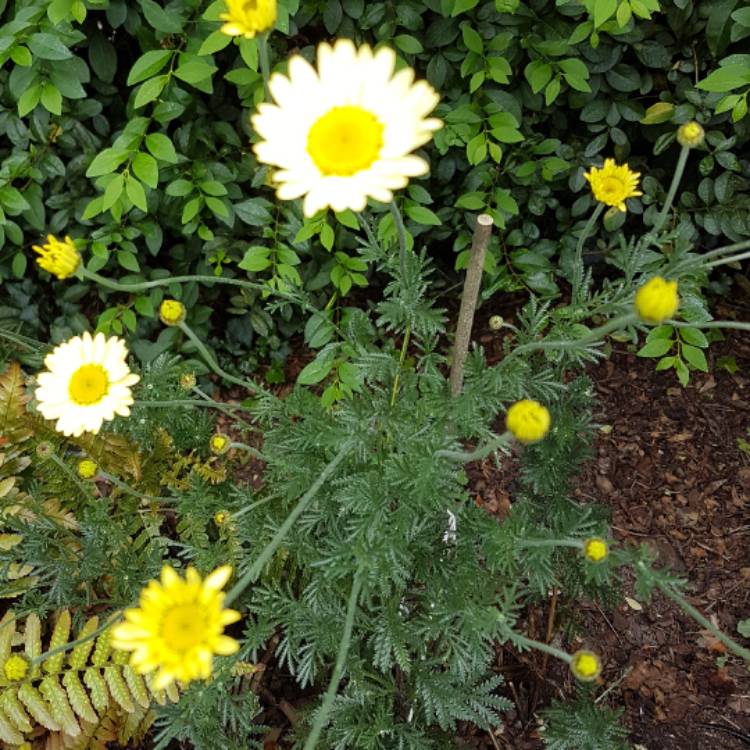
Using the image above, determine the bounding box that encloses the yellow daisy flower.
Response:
[32,234,81,279]
[35,332,140,437]
[111,565,241,690]
[505,399,551,444]
[252,39,442,217]
[220,0,276,39]
[570,650,602,681]
[634,276,679,324]
[584,158,642,212]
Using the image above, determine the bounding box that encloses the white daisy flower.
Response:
[251,39,442,217]
[35,332,140,437]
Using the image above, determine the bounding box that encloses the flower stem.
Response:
[390,324,410,408]
[504,630,573,665]
[229,442,268,461]
[434,431,512,463]
[520,538,585,551]
[649,573,750,663]
[666,319,750,333]
[572,203,604,303]
[653,144,690,234]
[303,566,364,750]
[508,312,637,360]
[98,471,169,503]
[137,398,255,411]
[32,615,120,666]
[702,238,750,261]
[224,439,355,605]
[258,32,271,100]
[177,321,273,399]
[705,249,750,269]
[389,200,409,283]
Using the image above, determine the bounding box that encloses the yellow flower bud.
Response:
[634,276,679,324]
[583,537,608,563]
[570,650,601,681]
[3,654,29,681]
[159,299,186,326]
[32,234,81,280]
[505,400,551,444]
[676,121,705,148]
[209,434,230,455]
[77,459,98,479]
[489,315,504,331]
[214,510,229,525]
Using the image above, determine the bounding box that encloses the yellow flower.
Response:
[32,234,81,279]
[159,299,186,326]
[505,400,551,444]
[677,121,704,148]
[3,654,29,681]
[209,434,230,455]
[35,332,140,437]
[489,315,504,331]
[179,372,197,391]
[252,39,442,216]
[634,276,679,324]
[77,459,98,479]
[111,565,241,689]
[583,537,608,563]
[220,0,276,38]
[570,650,602,681]
[214,510,229,525]
[584,158,642,212]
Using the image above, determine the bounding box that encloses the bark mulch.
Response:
[460,322,750,749]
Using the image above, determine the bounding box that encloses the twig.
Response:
[449,214,493,397]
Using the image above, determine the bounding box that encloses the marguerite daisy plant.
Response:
[111,565,240,689]
[35,332,140,437]
[252,39,442,216]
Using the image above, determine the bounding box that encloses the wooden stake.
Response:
[449,214,493,397]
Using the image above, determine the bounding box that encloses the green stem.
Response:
[258,32,271,100]
[49,453,94,498]
[389,200,409,283]
[191,386,260,431]
[666,319,750,333]
[505,630,572,665]
[303,567,364,750]
[520,539,585,551]
[31,615,120,666]
[224,439,355,605]
[705,249,750,269]
[434,431,512,463]
[98,471,169,503]
[654,145,690,234]
[649,574,750,663]
[508,312,637,360]
[81,268,322,321]
[229,442,268,461]
[390,324,410,408]
[701,238,750,261]
[137,399,255,411]
[177,321,273,399]
[572,203,604,302]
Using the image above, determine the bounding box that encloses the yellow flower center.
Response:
[68,364,109,406]
[161,604,206,652]
[571,650,601,680]
[307,106,384,177]
[600,176,625,200]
